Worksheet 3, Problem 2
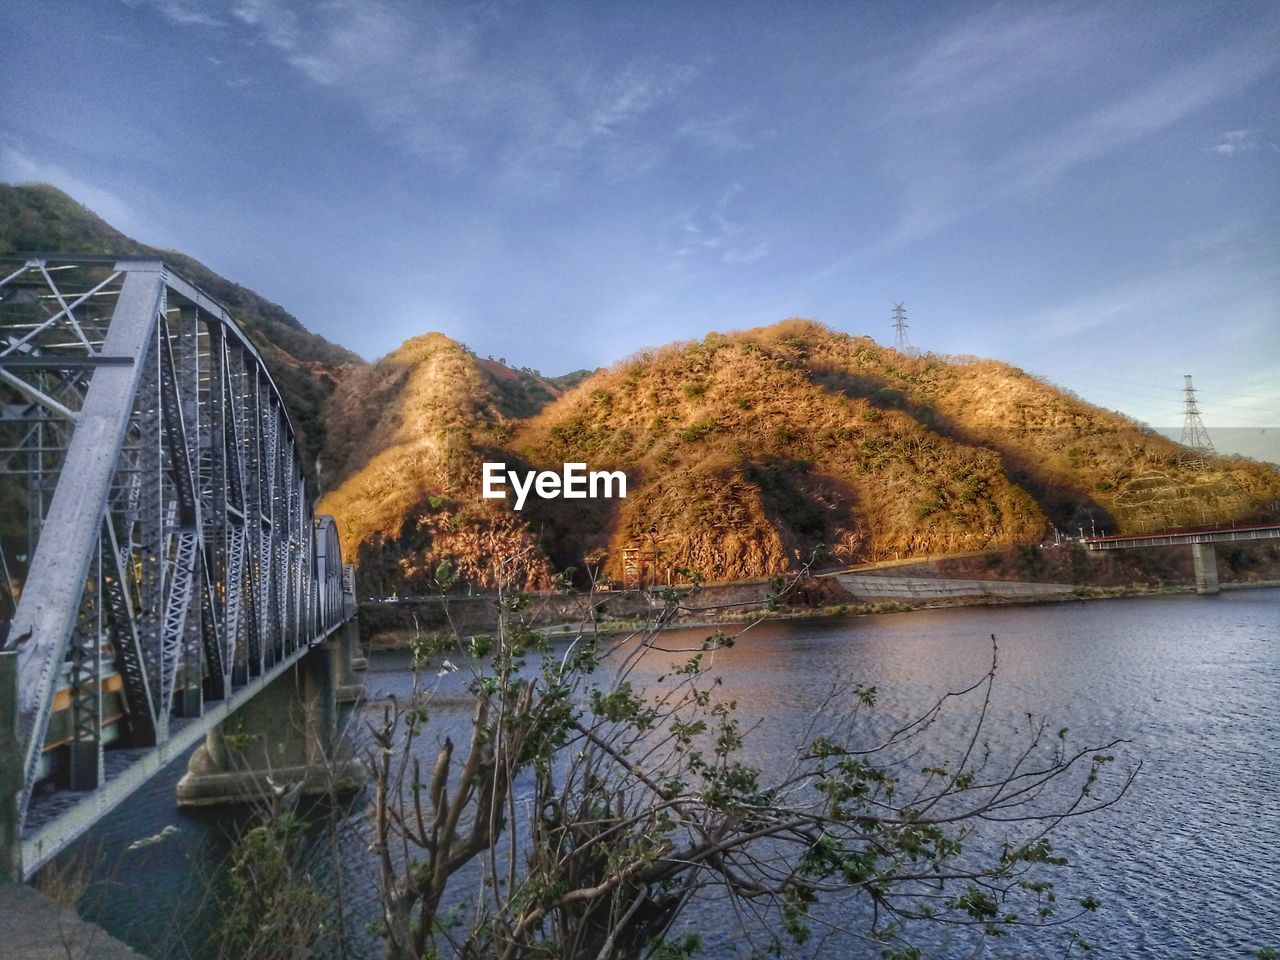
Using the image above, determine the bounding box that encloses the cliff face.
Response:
[0,183,364,470]
[321,320,1280,593]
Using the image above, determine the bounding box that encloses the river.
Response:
[61,588,1279,957]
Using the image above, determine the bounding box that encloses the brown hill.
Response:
[514,321,1044,581]
[320,319,1280,593]
[795,332,1280,533]
[0,182,364,470]
[318,333,566,594]
[11,183,1267,590]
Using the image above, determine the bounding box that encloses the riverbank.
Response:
[358,554,1280,649]
[511,578,1280,640]
[0,883,146,960]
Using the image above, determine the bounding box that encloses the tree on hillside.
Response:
[359,567,1136,960]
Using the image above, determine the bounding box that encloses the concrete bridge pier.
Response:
[334,618,365,705]
[176,640,362,807]
[351,633,369,673]
[1191,542,1220,595]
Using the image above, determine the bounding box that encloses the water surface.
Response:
[67,589,1280,957]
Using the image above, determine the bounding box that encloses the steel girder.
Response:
[0,257,349,842]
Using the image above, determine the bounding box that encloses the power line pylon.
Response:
[1179,374,1215,470]
[892,302,912,354]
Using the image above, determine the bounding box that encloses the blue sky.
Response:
[2,1,1277,459]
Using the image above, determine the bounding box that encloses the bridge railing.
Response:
[0,256,348,844]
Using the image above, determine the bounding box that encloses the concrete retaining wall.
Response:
[836,574,1075,601]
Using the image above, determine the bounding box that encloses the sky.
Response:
[2,0,1277,460]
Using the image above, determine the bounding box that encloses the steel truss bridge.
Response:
[0,256,353,880]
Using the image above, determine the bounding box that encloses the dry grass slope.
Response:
[318,334,564,592]
[516,320,1047,581]
[319,320,1280,593]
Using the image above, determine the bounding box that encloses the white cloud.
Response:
[1024,242,1278,345]
[589,64,696,136]
[1024,266,1203,341]
[1209,129,1259,156]
[675,113,754,152]
[891,7,1104,121]
[995,42,1279,196]
[849,13,1280,259]
[669,183,770,266]
[176,0,701,193]
[124,0,225,28]
[230,0,300,49]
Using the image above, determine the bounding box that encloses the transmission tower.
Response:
[892,302,912,354]
[1179,374,1216,470]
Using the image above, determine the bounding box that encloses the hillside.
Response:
[317,333,568,593]
[0,182,363,470]
[514,323,1044,581]
[516,321,1279,583]
[319,319,1280,592]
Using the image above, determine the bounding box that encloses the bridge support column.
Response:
[1191,542,1219,595]
[335,618,365,704]
[175,641,362,807]
[351,633,369,673]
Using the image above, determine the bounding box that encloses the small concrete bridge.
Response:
[0,257,364,883]
[1083,522,1280,594]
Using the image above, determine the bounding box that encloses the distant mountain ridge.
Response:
[6,182,1277,593]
